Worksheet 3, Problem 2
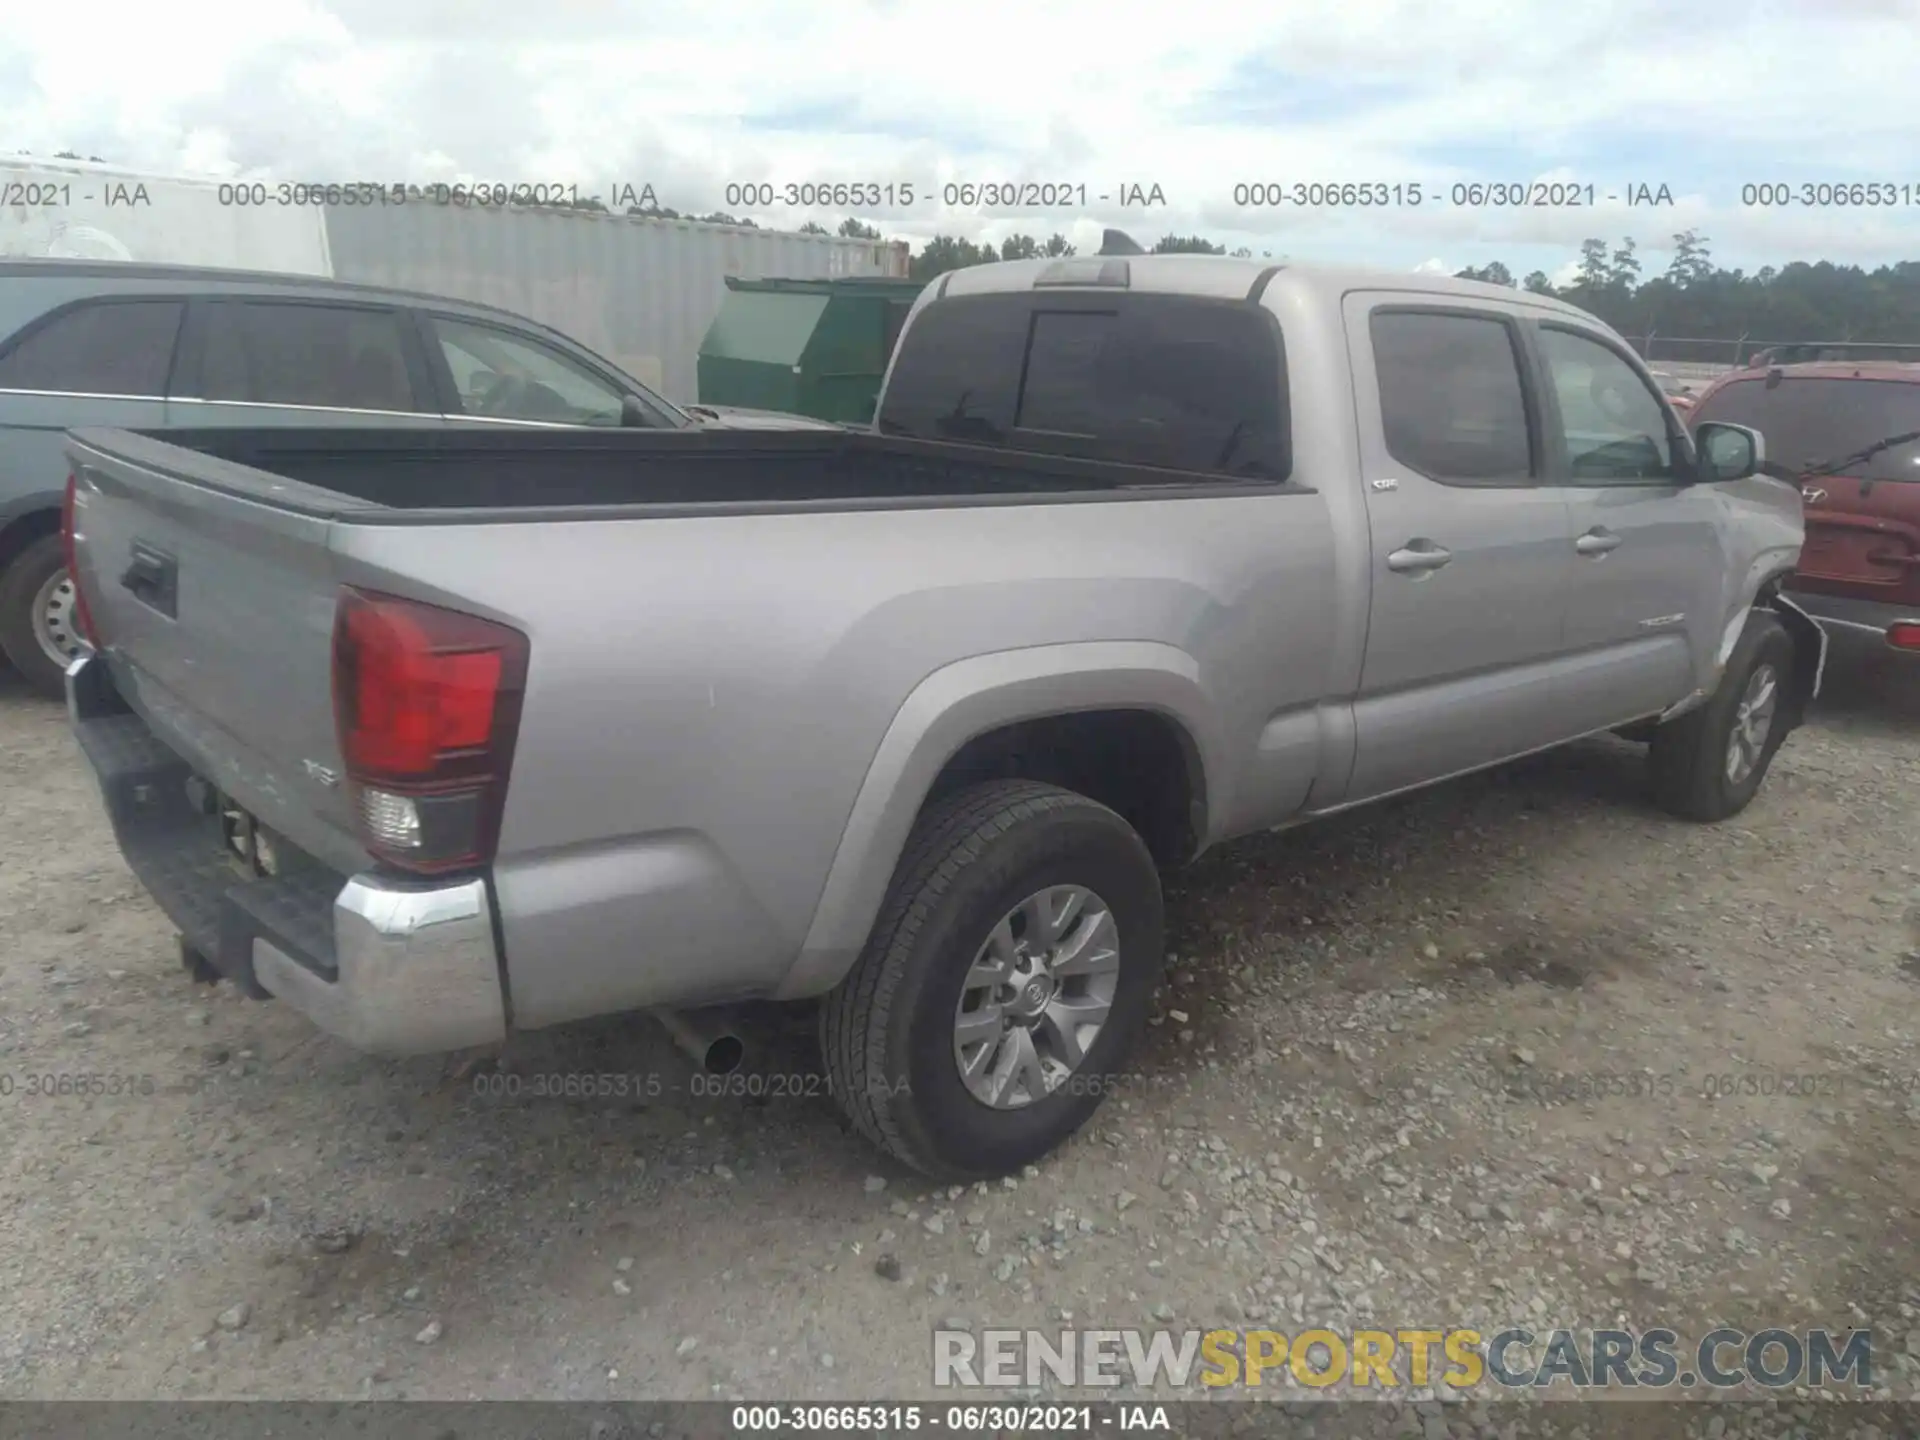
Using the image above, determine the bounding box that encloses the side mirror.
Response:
[620,394,653,428]
[1694,421,1765,482]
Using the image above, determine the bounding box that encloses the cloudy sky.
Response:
[3,0,1918,280]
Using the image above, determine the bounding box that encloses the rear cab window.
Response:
[876,291,1289,480]
[1692,374,1920,484]
[0,298,184,397]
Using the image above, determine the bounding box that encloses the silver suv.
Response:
[0,259,707,696]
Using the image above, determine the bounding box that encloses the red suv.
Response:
[1685,362,1920,659]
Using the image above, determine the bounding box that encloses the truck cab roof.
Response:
[927,252,1600,322]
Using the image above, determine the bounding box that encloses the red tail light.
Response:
[61,472,100,648]
[1888,621,1920,652]
[330,588,528,874]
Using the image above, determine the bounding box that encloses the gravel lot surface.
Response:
[3,655,1918,1431]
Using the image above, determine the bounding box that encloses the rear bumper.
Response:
[1784,588,1920,656]
[66,653,507,1055]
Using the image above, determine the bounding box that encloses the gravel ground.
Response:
[2,654,1919,1431]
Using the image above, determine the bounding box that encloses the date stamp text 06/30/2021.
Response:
[11,175,1920,213]
[7,1065,1916,1106]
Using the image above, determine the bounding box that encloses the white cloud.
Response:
[2,0,1917,269]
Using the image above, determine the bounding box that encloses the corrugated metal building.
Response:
[322,203,912,401]
[0,158,333,274]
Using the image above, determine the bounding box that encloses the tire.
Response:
[820,779,1165,1180]
[1649,611,1795,822]
[179,936,221,986]
[0,535,78,699]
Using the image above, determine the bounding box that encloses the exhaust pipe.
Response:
[652,1007,746,1076]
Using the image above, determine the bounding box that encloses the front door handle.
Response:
[1386,540,1453,574]
[1575,527,1622,557]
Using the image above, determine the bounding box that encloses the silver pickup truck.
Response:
[62,254,1820,1179]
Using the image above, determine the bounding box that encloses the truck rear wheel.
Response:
[0,536,79,699]
[1649,611,1795,822]
[820,779,1164,1180]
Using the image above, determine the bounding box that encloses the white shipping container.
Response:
[0,158,332,275]
[321,202,911,401]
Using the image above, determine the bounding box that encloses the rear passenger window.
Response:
[198,302,418,412]
[878,293,1289,479]
[1372,311,1533,484]
[0,299,183,396]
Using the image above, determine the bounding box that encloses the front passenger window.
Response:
[428,316,625,426]
[1537,327,1676,483]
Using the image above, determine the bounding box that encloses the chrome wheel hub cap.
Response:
[33,567,84,669]
[1725,662,1778,786]
[952,884,1120,1111]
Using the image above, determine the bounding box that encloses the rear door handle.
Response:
[1575,528,1622,557]
[1386,540,1453,574]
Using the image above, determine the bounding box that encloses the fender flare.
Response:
[771,640,1221,1000]
[1766,591,1827,728]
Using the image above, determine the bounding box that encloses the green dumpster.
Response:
[697,276,925,424]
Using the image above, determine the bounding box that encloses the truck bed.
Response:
[85,425,1292,518]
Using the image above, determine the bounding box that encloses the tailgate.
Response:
[66,428,373,876]
[1798,475,1920,606]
